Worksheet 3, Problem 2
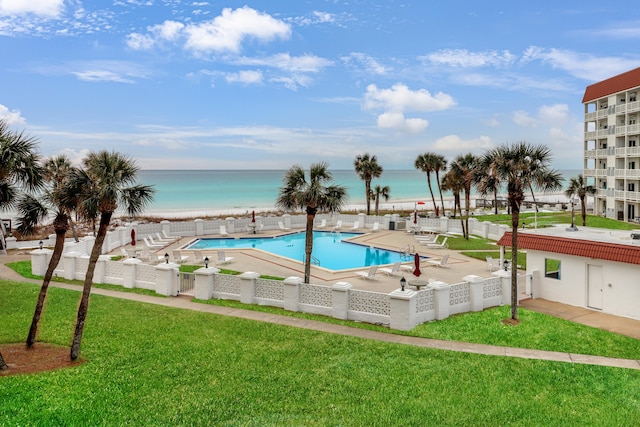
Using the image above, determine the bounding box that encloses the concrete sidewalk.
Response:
[1,256,639,370]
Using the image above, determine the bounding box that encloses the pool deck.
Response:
[132,228,506,294]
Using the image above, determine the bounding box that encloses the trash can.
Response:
[389,221,395,230]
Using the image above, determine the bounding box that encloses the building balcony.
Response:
[614,169,640,178]
[614,190,640,202]
[615,147,640,157]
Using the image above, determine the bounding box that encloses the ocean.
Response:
[136,169,582,217]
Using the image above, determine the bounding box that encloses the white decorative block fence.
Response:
[31,249,512,330]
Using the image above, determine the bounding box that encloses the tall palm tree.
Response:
[483,142,560,321]
[16,155,81,348]
[354,153,383,215]
[450,153,478,239]
[372,184,390,216]
[415,153,438,214]
[0,120,44,370]
[276,162,347,283]
[432,154,447,215]
[441,168,464,225]
[69,151,154,361]
[565,174,596,226]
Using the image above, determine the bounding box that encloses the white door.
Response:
[587,264,603,310]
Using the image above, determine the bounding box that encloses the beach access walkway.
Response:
[1,255,639,371]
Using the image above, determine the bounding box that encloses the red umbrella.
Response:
[413,253,421,277]
[252,210,256,223]
[131,229,136,246]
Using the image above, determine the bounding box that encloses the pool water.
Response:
[185,231,412,271]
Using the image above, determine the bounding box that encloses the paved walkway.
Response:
[1,255,639,370]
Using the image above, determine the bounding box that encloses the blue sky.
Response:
[1,1,640,170]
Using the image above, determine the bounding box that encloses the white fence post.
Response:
[195,219,204,236]
[283,276,302,311]
[332,282,352,319]
[30,247,51,276]
[464,275,485,312]
[225,217,236,233]
[63,252,79,280]
[439,216,449,233]
[283,214,292,229]
[239,271,259,304]
[389,288,417,330]
[155,263,179,296]
[94,255,109,284]
[430,281,451,320]
[493,270,511,306]
[122,258,141,288]
[194,266,219,300]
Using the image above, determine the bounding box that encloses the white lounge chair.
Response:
[355,265,378,280]
[416,233,439,244]
[172,250,189,264]
[317,219,327,229]
[486,256,500,271]
[156,232,173,242]
[379,262,402,276]
[350,221,360,231]
[255,223,264,233]
[278,222,290,231]
[149,235,168,247]
[119,247,131,258]
[143,237,164,248]
[426,236,448,249]
[220,225,229,236]
[162,230,178,240]
[427,254,450,268]
[371,222,380,232]
[216,250,234,264]
[333,220,342,230]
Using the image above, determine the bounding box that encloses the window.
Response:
[630,119,637,125]
[629,183,635,191]
[545,258,561,280]
[630,140,637,147]
[630,161,636,170]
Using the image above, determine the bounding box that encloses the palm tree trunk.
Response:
[493,188,498,215]
[303,210,315,283]
[435,171,445,217]
[0,351,7,370]
[365,181,371,215]
[464,190,471,239]
[426,173,437,213]
[528,182,539,212]
[510,196,520,321]
[26,226,67,348]
[580,195,587,226]
[70,212,112,361]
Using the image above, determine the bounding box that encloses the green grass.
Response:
[474,211,640,230]
[1,280,639,426]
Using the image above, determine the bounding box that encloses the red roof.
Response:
[497,232,640,266]
[582,67,640,103]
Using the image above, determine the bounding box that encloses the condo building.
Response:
[583,67,640,222]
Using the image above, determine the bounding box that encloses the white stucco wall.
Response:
[527,249,640,321]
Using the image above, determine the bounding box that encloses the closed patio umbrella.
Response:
[413,253,421,277]
[252,210,256,223]
[131,229,136,246]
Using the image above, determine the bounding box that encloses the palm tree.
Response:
[432,154,448,215]
[372,184,390,216]
[69,151,154,361]
[17,155,81,348]
[0,119,44,212]
[483,142,560,321]
[0,120,44,370]
[450,153,478,239]
[441,168,464,226]
[354,153,383,215]
[415,153,438,214]
[565,174,596,226]
[276,162,347,283]
[474,156,502,215]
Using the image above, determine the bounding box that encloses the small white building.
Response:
[498,226,640,321]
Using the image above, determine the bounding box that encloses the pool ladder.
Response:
[401,244,414,261]
[307,255,320,266]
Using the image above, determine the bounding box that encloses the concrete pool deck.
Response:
[137,228,505,294]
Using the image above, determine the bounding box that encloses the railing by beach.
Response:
[29,248,513,330]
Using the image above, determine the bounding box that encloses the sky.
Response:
[1,1,640,170]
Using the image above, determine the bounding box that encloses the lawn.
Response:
[2,280,640,425]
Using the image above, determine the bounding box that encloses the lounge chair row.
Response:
[355,255,451,280]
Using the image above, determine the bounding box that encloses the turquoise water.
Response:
[185,231,414,271]
[137,169,582,213]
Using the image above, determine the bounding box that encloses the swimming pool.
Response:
[185,231,412,271]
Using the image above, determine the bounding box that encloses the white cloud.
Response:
[341,52,389,75]
[233,53,332,73]
[153,20,184,41]
[126,32,155,50]
[512,110,538,127]
[363,83,456,113]
[0,104,26,125]
[432,135,493,153]
[225,70,263,85]
[521,45,640,82]
[424,49,516,68]
[270,74,312,90]
[538,104,569,125]
[377,112,428,134]
[184,6,290,53]
[0,0,63,17]
[126,21,185,50]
